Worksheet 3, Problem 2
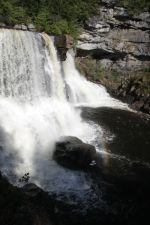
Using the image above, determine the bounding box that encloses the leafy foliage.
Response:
[0,0,149,37]
[120,0,150,14]
[0,0,99,37]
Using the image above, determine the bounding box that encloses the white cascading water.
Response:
[63,50,128,108]
[0,29,128,186]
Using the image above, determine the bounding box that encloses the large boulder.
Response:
[53,136,96,168]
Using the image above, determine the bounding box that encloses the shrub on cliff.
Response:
[0,0,149,36]
[0,0,99,37]
[0,1,27,25]
[120,0,150,13]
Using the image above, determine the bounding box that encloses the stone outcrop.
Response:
[76,2,150,72]
[116,75,150,114]
[0,23,36,32]
[27,24,36,31]
[54,35,74,61]
[0,172,55,225]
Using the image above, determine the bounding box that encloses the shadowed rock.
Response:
[54,35,74,61]
[53,136,96,168]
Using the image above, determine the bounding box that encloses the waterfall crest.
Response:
[0,29,49,101]
[0,29,128,185]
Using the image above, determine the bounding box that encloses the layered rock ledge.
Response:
[0,23,36,32]
[76,2,150,72]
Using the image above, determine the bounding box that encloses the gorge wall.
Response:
[76,0,150,73]
[76,0,150,114]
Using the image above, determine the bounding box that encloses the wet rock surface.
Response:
[54,35,74,61]
[53,136,96,168]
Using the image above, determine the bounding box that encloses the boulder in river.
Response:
[53,136,96,168]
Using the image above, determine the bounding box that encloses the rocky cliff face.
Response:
[76,1,150,73]
[0,23,36,31]
[75,0,150,114]
[54,35,74,61]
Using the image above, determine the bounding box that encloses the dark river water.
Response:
[40,107,150,225]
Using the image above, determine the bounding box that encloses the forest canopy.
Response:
[0,0,150,37]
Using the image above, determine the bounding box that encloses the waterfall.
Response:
[0,29,128,185]
[63,50,128,108]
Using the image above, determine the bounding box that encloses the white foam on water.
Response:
[63,51,129,109]
[0,29,128,185]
